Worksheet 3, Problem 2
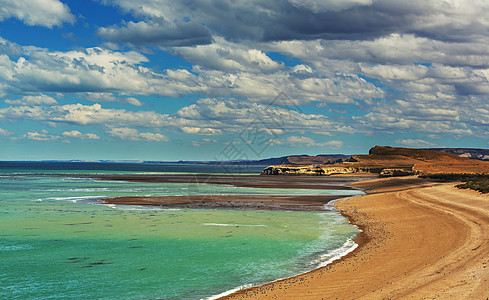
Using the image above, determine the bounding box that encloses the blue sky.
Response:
[1,0,489,161]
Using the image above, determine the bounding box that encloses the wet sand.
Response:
[98,174,368,211]
[86,173,365,190]
[222,176,489,299]
[102,194,347,211]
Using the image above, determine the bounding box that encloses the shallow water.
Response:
[0,163,361,299]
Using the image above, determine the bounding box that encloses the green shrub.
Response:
[422,173,489,193]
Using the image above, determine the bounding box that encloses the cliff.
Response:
[261,146,489,177]
[261,165,365,176]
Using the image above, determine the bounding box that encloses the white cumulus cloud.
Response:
[181,127,223,136]
[62,130,100,140]
[285,136,344,148]
[5,94,58,105]
[107,127,169,142]
[0,128,13,136]
[20,129,59,141]
[395,139,436,147]
[0,0,74,28]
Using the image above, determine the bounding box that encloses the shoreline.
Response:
[206,239,360,300]
[212,178,378,300]
[221,176,489,299]
[92,174,372,299]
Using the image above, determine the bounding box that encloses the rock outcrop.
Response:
[261,165,359,176]
[379,168,419,177]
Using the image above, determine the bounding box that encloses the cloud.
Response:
[262,32,489,139]
[97,19,212,47]
[0,128,13,136]
[174,98,339,133]
[0,103,166,126]
[0,98,349,140]
[77,92,144,106]
[0,37,22,57]
[1,28,489,144]
[0,0,74,28]
[285,136,344,148]
[173,37,282,73]
[62,130,100,140]
[101,0,489,43]
[286,136,317,146]
[138,132,170,142]
[5,94,58,105]
[272,34,489,69]
[3,47,157,95]
[288,0,373,12]
[181,127,223,136]
[107,127,169,142]
[20,129,59,141]
[395,139,435,147]
[1,1,488,153]
[0,38,383,106]
[322,140,344,149]
[191,138,218,147]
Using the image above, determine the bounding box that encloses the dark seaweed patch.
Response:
[63,222,93,226]
[65,257,90,263]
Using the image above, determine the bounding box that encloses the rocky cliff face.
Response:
[261,165,360,176]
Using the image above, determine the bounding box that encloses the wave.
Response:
[0,244,34,251]
[103,204,181,211]
[46,196,105,203]
[202,223,266,227]
[203,284,254,300]
[204,237,359,300]
[205,208,360,300]
[312,238,358,268]
[38,188,110,192]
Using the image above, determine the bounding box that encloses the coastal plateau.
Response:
[261,145,489,176]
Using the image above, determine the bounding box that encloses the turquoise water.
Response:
[0,164,361,299]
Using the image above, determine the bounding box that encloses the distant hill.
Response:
[282,154,350,165]
[366,146,462,162]
[428,148,489,161]
[170,154,350,165]
[352,146,489,174]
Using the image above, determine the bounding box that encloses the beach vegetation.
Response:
[421,173,489,193]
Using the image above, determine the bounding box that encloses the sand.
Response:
[222,176,489,299]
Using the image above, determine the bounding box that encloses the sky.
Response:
[0,0,489,161]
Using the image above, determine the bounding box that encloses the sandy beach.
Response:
[223,176,489,299]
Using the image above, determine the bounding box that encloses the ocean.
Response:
[0,162,362,299]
